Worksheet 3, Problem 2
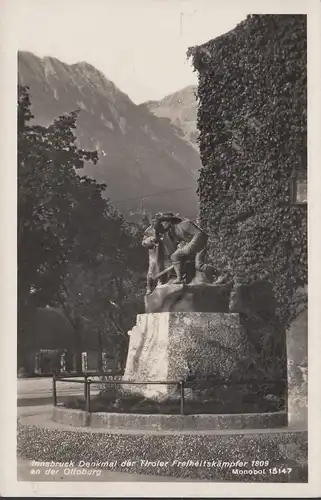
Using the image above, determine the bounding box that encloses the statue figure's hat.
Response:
[152,212,183,223]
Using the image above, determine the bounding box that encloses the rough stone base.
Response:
[52,406,287,431]
[122,312,252,400]
[145,283,231,314]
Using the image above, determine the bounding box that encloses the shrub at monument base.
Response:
[62,384,283,414]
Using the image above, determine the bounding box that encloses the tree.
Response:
[57,235,146,371]
[18,86,146,369]
[19,86,101,306]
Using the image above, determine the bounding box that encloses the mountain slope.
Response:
[18,52,201,219]
[143,85,199,150]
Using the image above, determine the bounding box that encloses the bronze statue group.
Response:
[142,212,229,295]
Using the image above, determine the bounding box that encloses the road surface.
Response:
[17,377,99,407]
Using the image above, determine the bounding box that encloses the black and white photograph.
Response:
[1,0,321,497]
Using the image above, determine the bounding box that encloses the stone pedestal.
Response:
[122,312,251,400]
[286,309,308,429]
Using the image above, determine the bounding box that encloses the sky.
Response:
[11,0,251,103]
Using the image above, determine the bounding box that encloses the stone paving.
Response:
[17,407,190,482]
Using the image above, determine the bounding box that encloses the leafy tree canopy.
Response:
[18,86,146,367]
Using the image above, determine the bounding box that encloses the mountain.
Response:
[142,86,199,150]
[18,52,201,219]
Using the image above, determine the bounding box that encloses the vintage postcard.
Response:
[1,0,321,497]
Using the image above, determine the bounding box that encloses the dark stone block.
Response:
[145,280,276,318]
[145,283,232,314]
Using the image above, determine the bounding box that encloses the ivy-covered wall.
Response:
[188,15,307,327]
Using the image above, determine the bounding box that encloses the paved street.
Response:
[17,376,99,406]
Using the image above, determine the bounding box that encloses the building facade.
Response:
[189,14,307,328]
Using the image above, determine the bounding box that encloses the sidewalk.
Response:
[17,377,99,407]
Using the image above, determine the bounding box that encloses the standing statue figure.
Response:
[142,219,177,294]
[152,212,215,285]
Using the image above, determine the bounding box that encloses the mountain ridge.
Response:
[142,85,199,150]
[18,51,201,219]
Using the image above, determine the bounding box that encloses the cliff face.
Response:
[18,51,201,219]
[143,85,199,150]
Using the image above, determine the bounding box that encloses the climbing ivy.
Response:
[188,15,307,327]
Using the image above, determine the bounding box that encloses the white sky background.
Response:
[13,0,251,103]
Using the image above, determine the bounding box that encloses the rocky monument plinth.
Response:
[144,282,231,314]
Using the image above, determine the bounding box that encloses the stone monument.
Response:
[123,212,282,401]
